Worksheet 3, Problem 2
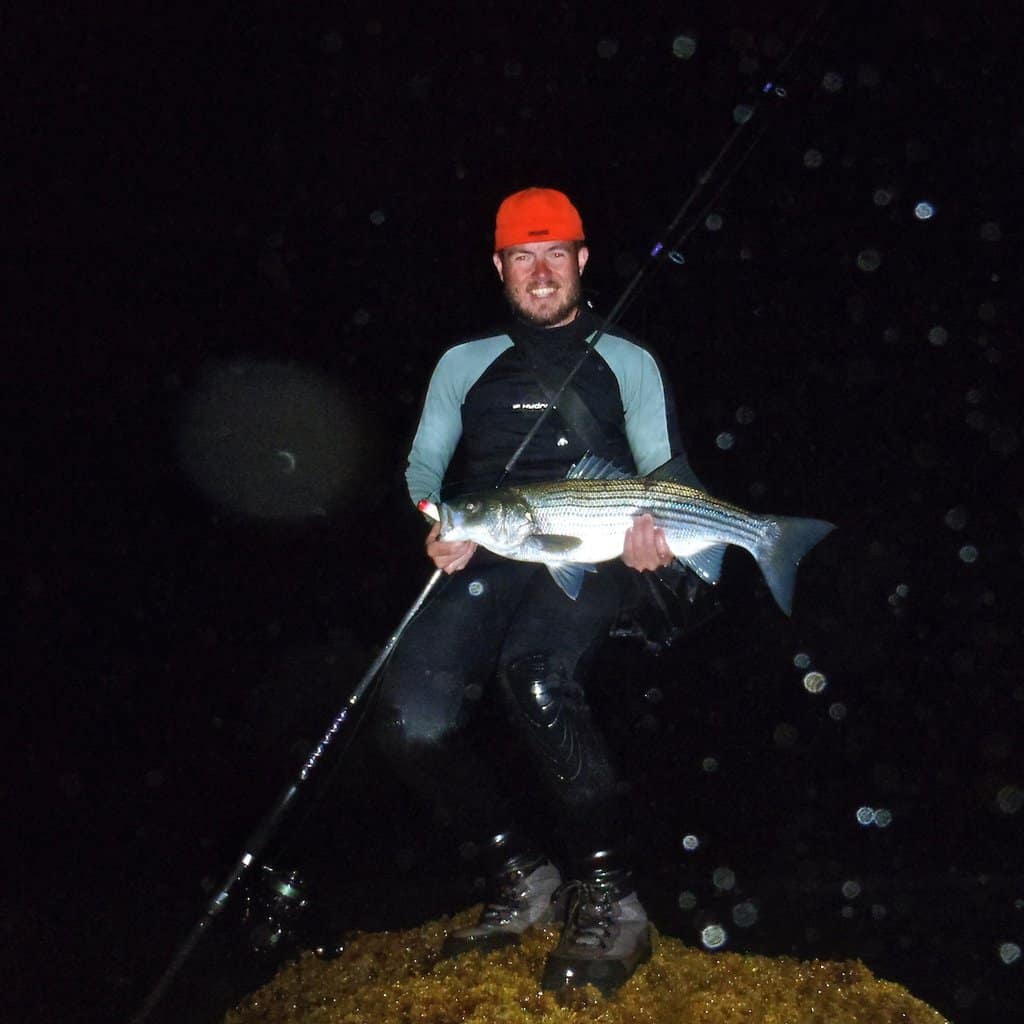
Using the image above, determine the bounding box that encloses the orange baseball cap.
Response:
[494,188,585,251]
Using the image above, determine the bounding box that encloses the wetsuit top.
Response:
[406,307,685,505]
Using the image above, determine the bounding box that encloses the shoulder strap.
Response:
[511,330,608,453]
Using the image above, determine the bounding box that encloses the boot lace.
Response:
[479,869,531,926]
[554,880,616,950]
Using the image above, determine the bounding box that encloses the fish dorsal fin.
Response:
[546,561,598,600]
[681,543,728,584]
[644,454,706,492]
[565,454,631,481]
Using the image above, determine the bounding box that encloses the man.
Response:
[373,188,684,995]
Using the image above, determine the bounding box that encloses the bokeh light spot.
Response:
[682,834,700,851]
[822,71,844,92]
[701,923,728,950]
[793,652,812,669]
[712,867,736,891]
[678,890,698,910]
[803,671,827,694]
[716,431,736,450]
[672,34,698,60]
[998,942,1021,965]
[959,545,979,564]
[856,806,876,826]
[928,326,949,346]
[803,148,823,169]
[732,901,758,927]
[857,249,882,272]
[596,38,619,59]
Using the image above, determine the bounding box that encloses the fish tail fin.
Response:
[756,516,835,615]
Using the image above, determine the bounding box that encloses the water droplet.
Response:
[829,702,848,721]
[979,221,1001,241]
[733,104,754,124]
[682,834,700,851]
[701,923,728,950]
[596,38,619,59]
[705,212,724,231]
[716,431,735,450]
[896,583,910,597]
[736,405,756,425]
[369,209,387,226]
[822,71,844,92]
[841,879,862,899]
[856,806,876,825]
[678,890,698,910]
[873,187,894,206]
[874,808,893,827]
[672,34,698,60]
[803,670,827,694]
[793,652,812,669]
[702,756,720,773]
[467,580,484,596]
[803,148,823,169]
[914,201,936,220]
[928,325,949,346]
[959,545,979,564]
[857,249,882,272]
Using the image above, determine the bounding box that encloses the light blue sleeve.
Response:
[405,334,513,504]
[595,333,675,475]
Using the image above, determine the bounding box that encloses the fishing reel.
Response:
[239,863,312,957]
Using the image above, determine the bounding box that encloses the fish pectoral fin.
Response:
[546,562,596,600]
[525,534,584,554]
[681,543,728,584]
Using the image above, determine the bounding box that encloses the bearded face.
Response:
[493,241,589,328]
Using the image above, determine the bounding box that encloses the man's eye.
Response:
[465,501,478,512]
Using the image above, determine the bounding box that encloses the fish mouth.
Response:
[438,503,454,537]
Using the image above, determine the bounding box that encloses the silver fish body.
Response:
[437,455,834,614]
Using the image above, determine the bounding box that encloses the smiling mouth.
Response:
[528,286,557,298]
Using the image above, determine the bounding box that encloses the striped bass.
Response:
[432,455,834,613]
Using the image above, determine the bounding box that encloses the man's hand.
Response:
[425,521,477,574]
[622,513,675,572]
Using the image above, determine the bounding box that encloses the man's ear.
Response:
[492,252,504,281]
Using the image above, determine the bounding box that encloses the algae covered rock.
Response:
[225,906,950,1024]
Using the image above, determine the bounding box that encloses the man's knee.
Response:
[500,653,582,728]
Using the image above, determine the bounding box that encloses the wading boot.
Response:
[441,854,564,957]
[541,851,652,996]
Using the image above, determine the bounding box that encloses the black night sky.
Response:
[9,3,1020,1023]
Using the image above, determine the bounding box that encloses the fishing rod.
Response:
[130,570,442,1024]
[134,7,833,1020]
[497,1,830,487]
